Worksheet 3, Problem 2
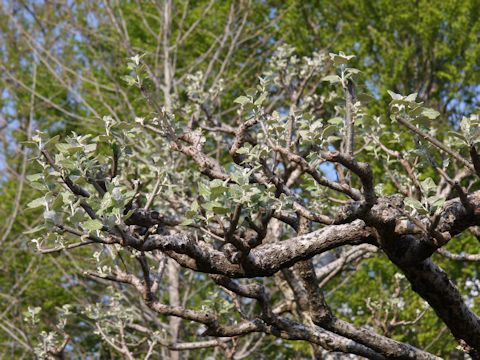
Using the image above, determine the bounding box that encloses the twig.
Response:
[344,79,355,157]
[396,115,474,171]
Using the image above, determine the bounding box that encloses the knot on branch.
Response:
[367,195,405,227]
[125,207,179,228]
[222,243,243,264]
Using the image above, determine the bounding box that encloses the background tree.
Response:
[280,0,480,119]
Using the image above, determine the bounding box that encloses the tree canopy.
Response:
[1,1,480,359]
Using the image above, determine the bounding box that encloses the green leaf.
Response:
[198,182,211,198]
[212,206,229,215]
[210,179,227,199]
[244,88,257,97]
[409,106,424,116]
[43,210,59,223]
[51,196,64,210]
[27,197,46,209]
[82,219,103,232]
[180,219,194,226]
[322,125,337,138]
[421,108,440,120]
[254,92,268,106]
[310,119,323,131]
[404,197,424,212]
[329,52,355,65]
[327,135,342,143]
[211,187,226,199]
[43,135,60,150]
[322,75,341,84]
[21,141,38,149]
[185,200,199,218]
[233,96,251,105]
[27,173,43,182]
[328,117,343,126]
[121,75,137,86]
[420,177,437,195]
[346,67,361,74]
[236,146,251,155]
[387,90,403,100]
[30,182,47,191]
[357,93,374,104]
[84,143,97,153]
[449,131,466,142]
[23,225,46,235]
[56,143,83,154]
[99,193,113,213]
[55,143,70,153]
[191,200,199,212]
[404,93,418,102]
[428,195,446,213]
[123,209,135,221]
